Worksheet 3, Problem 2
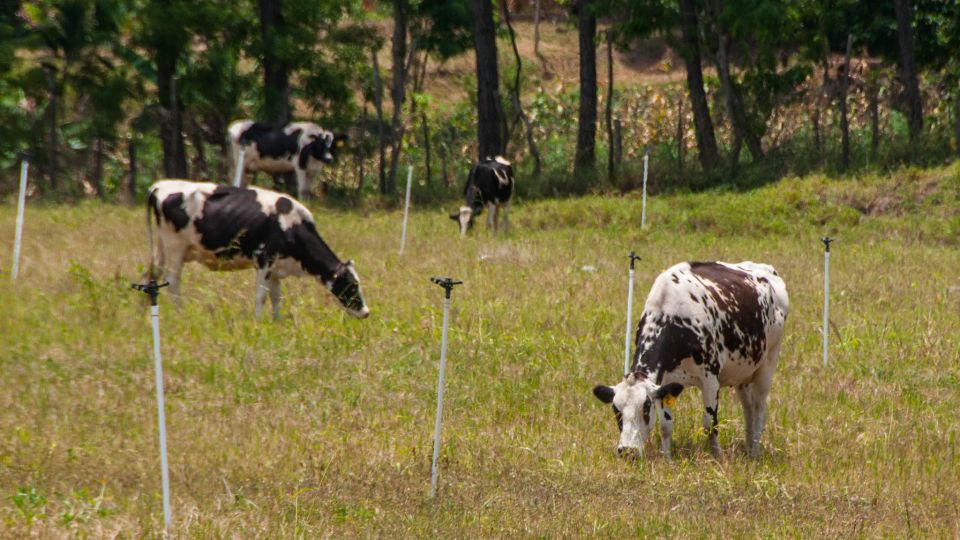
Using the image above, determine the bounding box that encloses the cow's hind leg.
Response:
[701,376,722,457]
[487,202,496,231]
[269,276,282,320]
[255,267,271,319]
[736,384,758,455]
[744,349,780,457]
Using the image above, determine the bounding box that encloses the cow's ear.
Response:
[654,383,684,400]
[593,385,615,404]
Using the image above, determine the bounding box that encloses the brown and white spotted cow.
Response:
[147,180,369,319]
[593,261,788,458]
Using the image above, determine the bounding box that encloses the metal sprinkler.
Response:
[623,252,642,376]
[428,276,462,498]
[131,279,172,532]
[821,237,834,367]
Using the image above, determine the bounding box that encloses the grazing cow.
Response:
[227,120,347,199]
[593,261,788,458]
[449,156,514,237]
[147,180,369,320]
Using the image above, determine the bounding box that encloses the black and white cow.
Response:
[227,120,347,199]
[593,261,788,458]
[449,156,514,237]
[147,180,369,319]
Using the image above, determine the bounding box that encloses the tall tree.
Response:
[258,0,290,123]
[386,0,410,194]
[471,0,505,159]
[894,0,923,141]
[574,0,597,174]
[677,0,718,171]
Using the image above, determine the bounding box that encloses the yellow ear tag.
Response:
[662,395,677,408]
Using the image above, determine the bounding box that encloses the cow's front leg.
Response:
[701,376,722,457]
[269,276,282,320]
[486,202,496,231]
[296,169,310,200]
[255,267,271,319]
[659,403,675,458]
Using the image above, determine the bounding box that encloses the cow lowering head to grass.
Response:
[228,120,347,199]
[593,261,788,458]
[449,156,514,237]
[147,180,369,320]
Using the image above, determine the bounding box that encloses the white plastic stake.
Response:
[151,304,172,531]
[233,148,246,187]
[822,237,833,367]
[429,277,462,498]
[132,281,172,532]
[641,150,649,228]
[11,156,28,280]
[624,252,641,376]
[400,165,413,254]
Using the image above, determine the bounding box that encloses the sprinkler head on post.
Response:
[821,237,835,252]
[627,251,641,270]
[430,277,463,299]
[131,279,170,306]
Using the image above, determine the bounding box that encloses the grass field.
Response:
[1,164,959,537]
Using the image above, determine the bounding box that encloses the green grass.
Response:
[1,163,959,537]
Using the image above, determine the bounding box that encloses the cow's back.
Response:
[638,261,788,387]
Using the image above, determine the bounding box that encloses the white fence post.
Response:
[429,277,462,498]
[641,150,649,228]
[623,252,641,376]
[822,237,834,367]
[11,154,29,280]
[400,165,413,254]
[132,280,173,532]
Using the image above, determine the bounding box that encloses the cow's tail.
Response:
[145,188,158,279]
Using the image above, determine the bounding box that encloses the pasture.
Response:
[1,165,959,537]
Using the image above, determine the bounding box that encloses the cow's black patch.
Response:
[242,124,302,160]
[663,410,672,421]
[192,186,283,262]
[636,320,705,383]
[689,262,768,363]
[689,292,699,303]
[705,405,718,434]
[671,274,680,284]
[655,382,685,400]
[613,404,623,432]
[276,196,293,215]
[161,193,190,231]
[642,398,652,425]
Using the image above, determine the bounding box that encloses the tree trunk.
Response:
[678,0,719,171]
[371,49,387,195]
[839,34,853,171]
[676,92,684,168]
[714,31,763,162]
[574,0,597,174]
[894,0,923,141]
[869,88,880,158]
[190,121,209,179]
[358,103,366,192]
[128,136,137,200]
[955,90,960,156]
[421,111,432,186]
[606,31,614,181]
[92,137,104,198]
[157,55,188,178]
[258,0,291,124]
[387,0,410,194]
[472,0,505,159]
[501,0,542,176]
[45,68,58,193]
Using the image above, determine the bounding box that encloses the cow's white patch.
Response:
[493,156,511,166]
[251,187,312,231]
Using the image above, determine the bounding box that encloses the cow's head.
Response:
[448,206,480,237]
[593,372,683,458]
[310,132,348,164]
[326,260,370,318]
